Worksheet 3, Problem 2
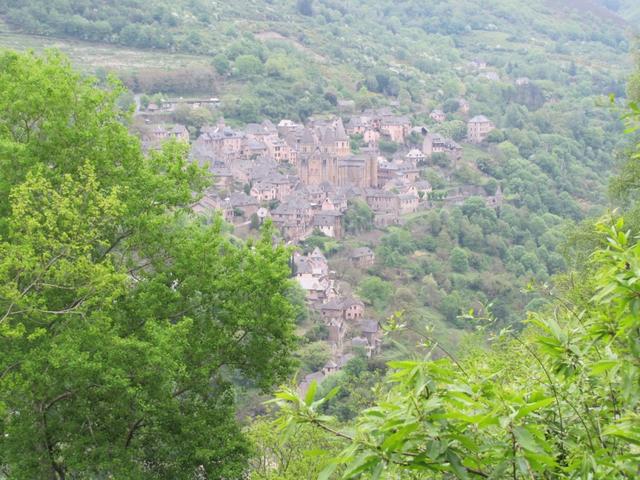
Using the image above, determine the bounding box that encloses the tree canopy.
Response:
[274,217,640,479]
[0,51,297,479]
[271,73,640,479]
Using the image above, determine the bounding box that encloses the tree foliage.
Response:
[343,199,374,234]
[274,219,640,479]
[0,51,297,479]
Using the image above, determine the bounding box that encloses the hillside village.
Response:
[134,100,504,390]
[143,106,500,242]
[1,0,637,475]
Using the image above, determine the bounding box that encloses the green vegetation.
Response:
[272,97,640,479]
[0,51,297,478]
[0,0,183,50]
[276,222,640,477]
[343,199,374,235]
[353,199,568,327]
[0,0,638,477]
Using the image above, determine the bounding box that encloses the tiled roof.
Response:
[361,320,379,334]
[352,247,374,258]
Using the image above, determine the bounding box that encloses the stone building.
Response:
[467,115,495,143]
[351,247,375,268]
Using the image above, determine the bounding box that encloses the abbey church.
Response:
[280,117,378,189]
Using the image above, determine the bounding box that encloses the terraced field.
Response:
[0,20,210,73]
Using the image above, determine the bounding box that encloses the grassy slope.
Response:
[0,19,211,71]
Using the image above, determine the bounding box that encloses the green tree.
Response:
[296,0,314,16]
[273,219,640,479]
[234,54,264,78]
[610,101,640,229]
[0,51,297,479]
[358,276,393,310]
[298,342,331,373]
[265,54,292,79]
[248,418,342,479]
[442,98,460,113]
[343,199,374,234]
[450,247,469,273]
[212,53,231,75]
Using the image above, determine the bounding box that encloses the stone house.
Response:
[264,137,295,164]
[196,119,245,164]
[328,192,348,212]
[423,133,462,161]
[363,128,381,145]
[399,192,420,215]
[394,160,420,183]
[250,183,278,203]
[467,115,495,143]
[347,112,407,144]
[366,189,400,213]
[322,360,339,376]
[229,192,259,219]
[346,116,368,136]
[343,297,365,320]
[318,297,365,322]
[293,248,333,303]
[297,276,332,304]
[360,320,382,355]
[380,115,411,143]
[406,149,426,165]
[377,160,401,187]
[209,163,233,189]
[191,193,234,223]
[272,197,313,241]
[293,248,329,277]
[145,124,189,147]
[277,119,303,140]
[254,173,295,202]
[244,138,268,159]
[312,210,343,238]
[351,247,375,268]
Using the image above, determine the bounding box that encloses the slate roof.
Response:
[334,118,348,140]
[469,115,491,123]
[352,247,374,258]
[351,337,370,347]
[361,320,379,334]
[229,192,258,207]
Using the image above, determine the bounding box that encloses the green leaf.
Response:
[318,461,338,480]
[305,380,318,406]
[514,425,542,453]
[381,423,418,451]
[515,398,555,419]
[341,454,379,478]
[324,386,341,402]
[446,451,470,479]
[589,360,618,376]
[371,461,384,480]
